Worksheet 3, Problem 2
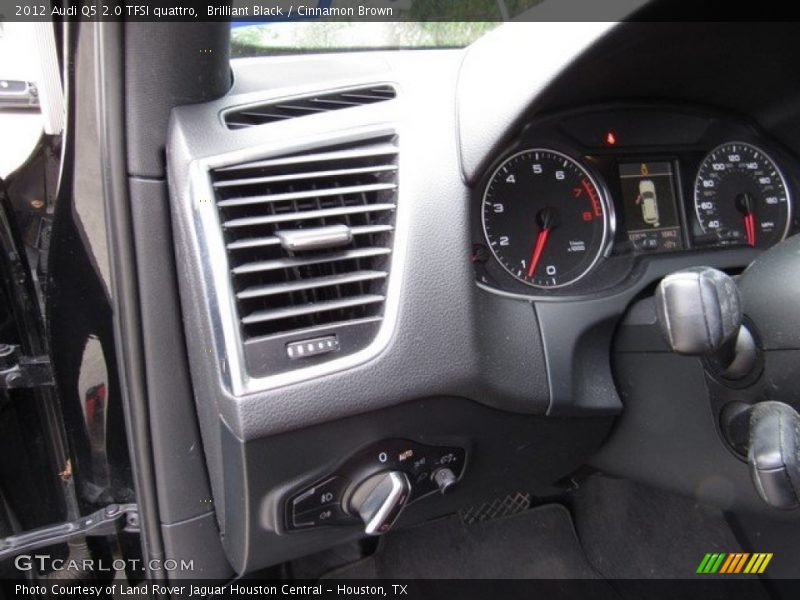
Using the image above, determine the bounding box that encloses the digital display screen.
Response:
[619,161,683,252]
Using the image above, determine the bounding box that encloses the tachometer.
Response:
[694,142,792,248]
[482,149,612,288]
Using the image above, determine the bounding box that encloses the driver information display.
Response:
[619,161,683,252]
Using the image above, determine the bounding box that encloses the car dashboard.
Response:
[160,22,800,575]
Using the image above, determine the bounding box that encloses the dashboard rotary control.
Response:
[285,440,466,532]
[348,471,411,535]
[432,467,457,494]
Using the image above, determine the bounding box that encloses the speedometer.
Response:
[482,149,612,288]
[694,142,792,248]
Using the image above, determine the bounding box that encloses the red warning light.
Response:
[605,131,618,146]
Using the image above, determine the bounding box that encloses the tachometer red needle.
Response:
[744,213,756,247]
[527,228,551,278]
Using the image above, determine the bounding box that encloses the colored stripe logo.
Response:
[697,553,773,574]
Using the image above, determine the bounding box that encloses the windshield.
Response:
[231,22,501,57]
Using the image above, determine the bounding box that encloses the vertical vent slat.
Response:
[211,134,398,344]
[224,85,396,130]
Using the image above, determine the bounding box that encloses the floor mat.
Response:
[325,504,603,579]
[320,485,772,600]
[570,475,749,580]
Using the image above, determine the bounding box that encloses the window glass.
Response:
[231,21,501,57]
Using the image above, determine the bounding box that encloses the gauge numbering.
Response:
[694,142,792,249]
[482,149,612,288]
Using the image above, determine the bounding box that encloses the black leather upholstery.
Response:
[748,401,800,510]
[655,266,741,355]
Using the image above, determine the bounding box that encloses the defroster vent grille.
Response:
[224,85,396,129]
[211,135,398,368]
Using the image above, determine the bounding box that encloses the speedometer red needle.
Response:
[527,228,551,278]
[744,213,756,247]
[737,192,757,247]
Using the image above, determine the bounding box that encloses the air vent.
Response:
[211,135,398,373]
[224,85,396,130]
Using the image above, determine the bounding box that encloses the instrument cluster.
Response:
[472,105,799,295]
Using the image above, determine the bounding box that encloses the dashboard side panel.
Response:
[595,351,780,517]
[166,51,555,552]
[167,50,554,444]
[219,396,614,573]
